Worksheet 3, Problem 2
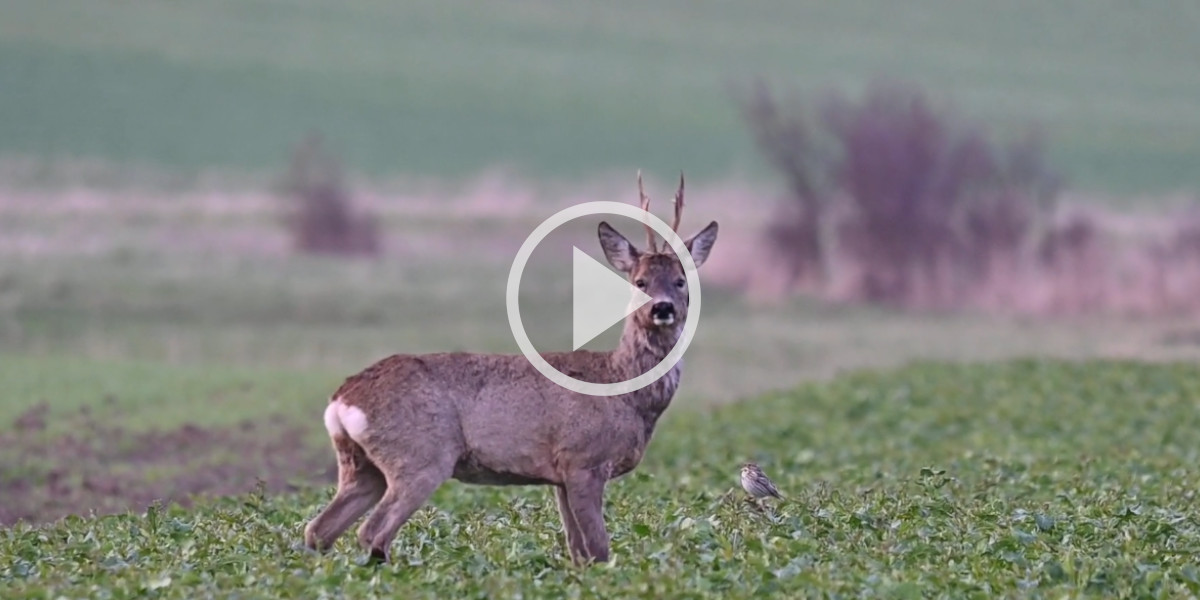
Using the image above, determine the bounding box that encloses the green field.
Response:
[5,188,1200,527]
[4,361,1199,597]
[4,2,1200,595]
[5,192,1200,412]
[2,0,1200,195]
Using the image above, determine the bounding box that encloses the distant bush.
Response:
[279,135,380,257]
[739,82,829,291]
[741,79,1061,309]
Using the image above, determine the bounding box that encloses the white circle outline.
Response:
[506,201,702,396]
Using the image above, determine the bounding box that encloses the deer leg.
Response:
[304,436,386,552]
[563,470,610,565]
[554,485,587,560]
[355,467,446,563]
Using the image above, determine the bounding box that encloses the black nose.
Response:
[650,302,675,318]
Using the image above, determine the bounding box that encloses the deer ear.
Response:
[684,221,718,268]
[598,222,640,272]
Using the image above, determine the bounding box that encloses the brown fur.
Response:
[303,178,718,565]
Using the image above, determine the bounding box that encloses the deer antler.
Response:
[637,170,657,252]
[670,171,685,235]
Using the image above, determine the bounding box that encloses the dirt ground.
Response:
[0,401,334,526]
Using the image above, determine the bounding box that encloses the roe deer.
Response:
[303,173,718,565]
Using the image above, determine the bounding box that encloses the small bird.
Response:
[740,462,783,501]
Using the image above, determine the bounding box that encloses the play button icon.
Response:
[507,200,703,396]
[571,247,653,350]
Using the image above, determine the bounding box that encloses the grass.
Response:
[0,355,337,433]
[3,360,1200,597]
[5,172,1200,404]
[7,244,1200,412]
[1,0,1199,195]
[3,172,1200,592]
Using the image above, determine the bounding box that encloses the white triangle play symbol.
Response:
[572,246,652,351]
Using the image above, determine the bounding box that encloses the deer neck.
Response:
[610,318,683,426]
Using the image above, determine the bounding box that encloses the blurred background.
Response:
[2,0,1199,524]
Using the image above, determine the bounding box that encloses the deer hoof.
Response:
[303,528,331,554]
[364,546,390,565]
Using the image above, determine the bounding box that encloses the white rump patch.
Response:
[338,404,369,442]
[323,397,370,443]
[322,402,344,437]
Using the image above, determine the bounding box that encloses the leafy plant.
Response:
[4,360,1198,597]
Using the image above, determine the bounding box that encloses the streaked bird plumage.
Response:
[740,462,783,500]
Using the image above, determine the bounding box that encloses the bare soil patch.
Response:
[0,402,333,526]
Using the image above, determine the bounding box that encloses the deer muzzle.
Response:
[650,301,676,326]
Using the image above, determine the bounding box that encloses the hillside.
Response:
[2,0,1199,194]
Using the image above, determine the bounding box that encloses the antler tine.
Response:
[637,170,657,252]
[670,171,685,233]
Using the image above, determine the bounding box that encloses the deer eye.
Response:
[675,278,686,289]
[634,279,647,289]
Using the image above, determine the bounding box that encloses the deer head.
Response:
[597,172,719,332]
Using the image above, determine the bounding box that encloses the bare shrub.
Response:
[738,81,829,291]
[1036,210,1107,314]
[962,132,1062,310]
[1153,208,1200,315]
[824,83,981,306]
[742,78,1200,318]
[741,79,1060,310]
[279,135,380,257]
